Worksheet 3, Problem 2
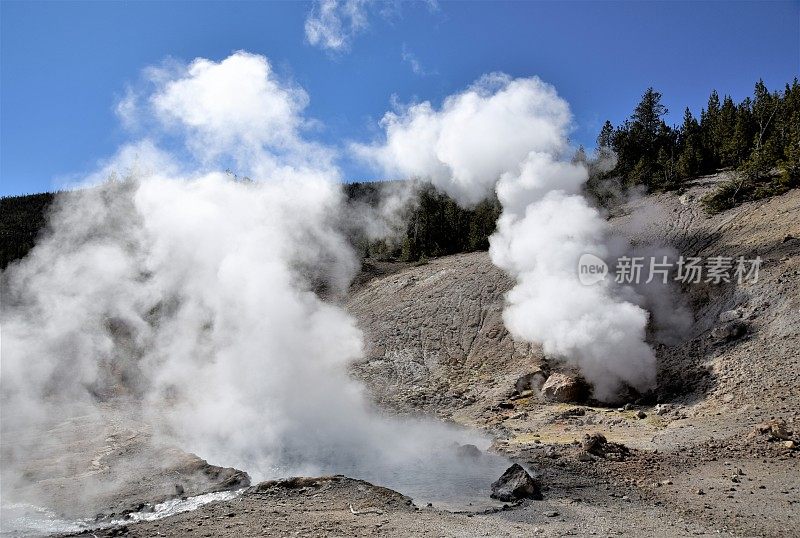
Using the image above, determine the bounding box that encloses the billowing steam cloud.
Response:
[1,51,494,507]
[354,73,656,400]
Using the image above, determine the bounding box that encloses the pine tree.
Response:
[597,120,614,148]
[677,108,702,180]
[656,146,677,190]
[741,80,780,184]
[631,87,668,155]
[730,98,754,167]
[718,95,738,167]
[573,145,588,164]
[700,89,721,169]
[597,79,798,212]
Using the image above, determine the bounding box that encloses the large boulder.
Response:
[490,463,542,502]
[541,373,585,403]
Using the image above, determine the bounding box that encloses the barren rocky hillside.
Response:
[347,251,538,420]
[347,173,800,429]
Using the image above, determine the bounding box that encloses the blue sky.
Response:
[1,0,798,196]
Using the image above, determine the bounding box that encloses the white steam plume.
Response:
[354,73,656,400]
[1,51,496,510]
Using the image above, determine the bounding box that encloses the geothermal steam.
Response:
[0,52,487,493]
[355,74,656,400]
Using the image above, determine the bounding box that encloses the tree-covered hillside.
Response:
[0,192,56,269]
[591,79,800,212]
[344,181,500,263]
[0,185,499,269]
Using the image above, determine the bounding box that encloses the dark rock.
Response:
[490,463,542,501]
[455,444,482,459]
[250,476,332,492]
[580,432,630,461]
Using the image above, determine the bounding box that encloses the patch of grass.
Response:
[510,431,580,445]
[702,171,798,214]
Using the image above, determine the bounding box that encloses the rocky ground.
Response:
[3,174,798,537]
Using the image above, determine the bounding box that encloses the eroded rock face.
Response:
[719,309,742,323]
[490,463,542,502]
[180,455,251,491]
[541,373,585,403]
[514,369,547,395]
[346,253,542,418]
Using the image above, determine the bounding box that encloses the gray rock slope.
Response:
[347,174,800,426]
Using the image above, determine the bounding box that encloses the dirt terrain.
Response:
[3,174,798,537]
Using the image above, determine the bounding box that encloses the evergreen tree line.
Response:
[590,79,800,212]
[0,192,55,269]
[0,184,499,269]
[344,181,501,263]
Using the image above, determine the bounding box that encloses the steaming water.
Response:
[262,444,516,512]
[0,450,514,536]
[0,490,244,537]
[0,503,90,537]
[0,462,511,536]
[357,451,514,512]
[107,488,245,524]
